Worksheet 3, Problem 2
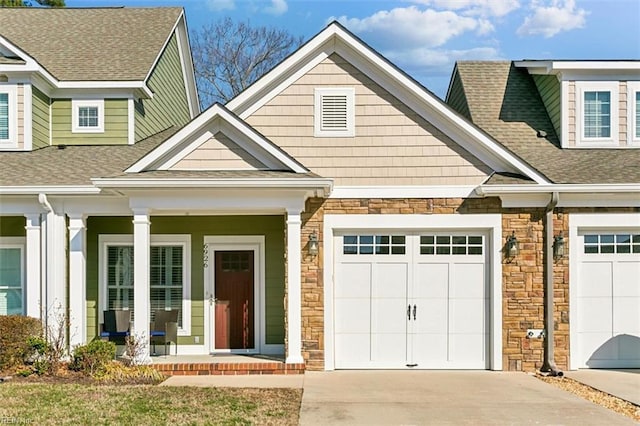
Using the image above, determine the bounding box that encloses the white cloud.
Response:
[264,0,288,16]
[411,0,521,17]
[517,0,587,38]
[385,46,503,73]
[332,6,488,49]
[207,0,234,11]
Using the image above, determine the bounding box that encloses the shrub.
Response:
[71,340,116,375]
[0,315,42,371]
[92,362,166,384]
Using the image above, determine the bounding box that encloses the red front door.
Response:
[214,251,254,350]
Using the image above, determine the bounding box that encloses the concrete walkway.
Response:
[566,369,640,406]
[299,371,637,425]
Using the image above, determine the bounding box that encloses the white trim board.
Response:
[322,213,503,371]
[203,236,267,355]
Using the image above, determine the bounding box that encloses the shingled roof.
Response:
[450,61,640,184]
[0,7,182,81]
[0,128,175,187]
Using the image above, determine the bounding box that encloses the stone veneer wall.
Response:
[298,197,575,372]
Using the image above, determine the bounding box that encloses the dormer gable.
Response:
[514,60,640,148]
[127,103,308,174]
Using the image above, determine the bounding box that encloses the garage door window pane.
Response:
[583,233,640,254]
[421,235,483,256]
[343,235,406,255]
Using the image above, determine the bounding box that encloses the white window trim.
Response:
[98,234,191,336]
[575,81,619,147]
[314,87,355,137]
[627,81,640,146]
[72,99,104,133]
[0,237,26,315]
[0,84,18,148]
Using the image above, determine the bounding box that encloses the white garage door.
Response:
[334,232,489,369]
[577,231,640,368]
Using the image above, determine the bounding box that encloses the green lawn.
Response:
[0,383,301,425]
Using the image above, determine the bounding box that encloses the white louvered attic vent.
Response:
[314,88,355,137]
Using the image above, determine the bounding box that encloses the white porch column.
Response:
[132,210,151,363]
[68,216,86,349]
[44,209,67,342]
[24,214,41,319]
[285,210,304,364]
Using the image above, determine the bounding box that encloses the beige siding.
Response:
[619,81,627,145]
[51,98,128,145]
[568,82,576,147]
[245,54,491,186]
[532,75,561,139]
[32,86,50,149]
[16,84,24,150]
[171,131,266,170]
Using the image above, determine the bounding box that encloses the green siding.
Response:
[135,34,191,141]
[446,69,472,120]
[533,74,561,139]
[51,98,128,145]
[32,86,50,149]
[86,216,285,346]
[0,216,26,237]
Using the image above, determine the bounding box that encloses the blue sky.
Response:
[67,0,640,98]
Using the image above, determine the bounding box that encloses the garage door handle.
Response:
[413,305,417,320]
[408,305,412,321]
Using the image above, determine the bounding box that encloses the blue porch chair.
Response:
[100,310,131,341]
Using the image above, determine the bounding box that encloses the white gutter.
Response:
[476,183,640,195]
[0,186,101,195]
[91,178,334,190]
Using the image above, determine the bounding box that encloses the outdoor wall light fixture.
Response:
[553,231,565,260]
[308,232,319,256]
[506,231,519,260]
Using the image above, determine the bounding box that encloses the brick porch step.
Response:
[152,362,305,376]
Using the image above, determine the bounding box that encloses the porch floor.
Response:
[148,354,304,376]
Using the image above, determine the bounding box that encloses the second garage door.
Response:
[334,232,489,369]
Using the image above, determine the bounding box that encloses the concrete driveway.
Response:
[299,371,637,425]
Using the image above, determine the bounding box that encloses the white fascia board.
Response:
[92,177,333,193]
[0,186,101,195]
[330,185,479,199]
[477,183,640,195]
[128,104,308,173]
[173,13,200,117]
[514,60,640,76]
[226,25,337,114]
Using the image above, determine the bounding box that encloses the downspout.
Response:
[541,192,563,377]
[37,193,53,331]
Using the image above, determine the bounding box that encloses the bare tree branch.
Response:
[191,17,304,109]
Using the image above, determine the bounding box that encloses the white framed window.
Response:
[575,82,619,147]
[0,237,25,316]
[0,85,18,148]
[314,87,355,137]
[98,234,191,335]
[628,82,640,146]
[72,99,104,133]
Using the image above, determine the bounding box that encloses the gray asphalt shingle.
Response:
[451,61,640,184]
[0,7,182,81]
